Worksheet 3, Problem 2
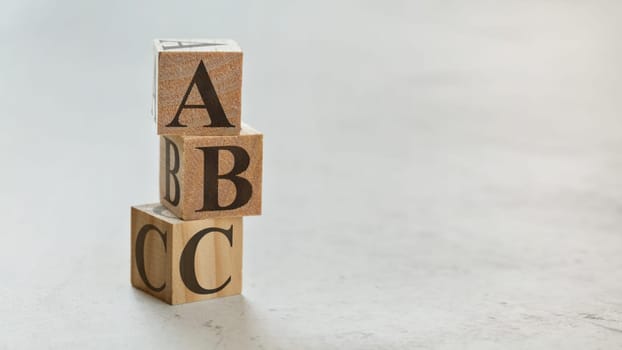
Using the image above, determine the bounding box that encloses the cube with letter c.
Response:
[131,203,243,305]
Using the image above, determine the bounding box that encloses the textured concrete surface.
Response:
[1,0,622,348]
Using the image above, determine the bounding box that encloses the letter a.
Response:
[166,60,235,128]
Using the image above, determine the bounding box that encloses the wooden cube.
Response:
[159,123,262,220]
[130,203,243,305]
[154,39,242,136]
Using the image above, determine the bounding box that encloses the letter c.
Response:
[179,225,234,294]
[135,224,167,292]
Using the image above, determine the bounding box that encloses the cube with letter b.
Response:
[131,203,243,305]
[160,124,263,220]
[154,39,242,136]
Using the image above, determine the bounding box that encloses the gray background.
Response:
[1,0,622,348]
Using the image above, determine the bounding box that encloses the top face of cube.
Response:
[133,202,182,224]
[154,39,242,53]
[153,39,243,136]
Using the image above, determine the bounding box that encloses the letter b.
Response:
[196,146,252,212]
[163,137,181,206]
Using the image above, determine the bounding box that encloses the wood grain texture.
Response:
[159,123,263,220]
[130,203,243,305]
[154,39,242,136]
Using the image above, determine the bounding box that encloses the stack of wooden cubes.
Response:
[130,39,263,305]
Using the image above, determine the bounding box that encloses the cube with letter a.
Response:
[159,123,263,220]
[131,203,243,305]
[154,39,242,136]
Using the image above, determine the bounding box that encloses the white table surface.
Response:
[1,0,622,348]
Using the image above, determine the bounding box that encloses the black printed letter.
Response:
[163,137,180,206]
[166,61,234,128]
[195,146,252,212]
[135,224,167,292]
[179,226,234,294]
